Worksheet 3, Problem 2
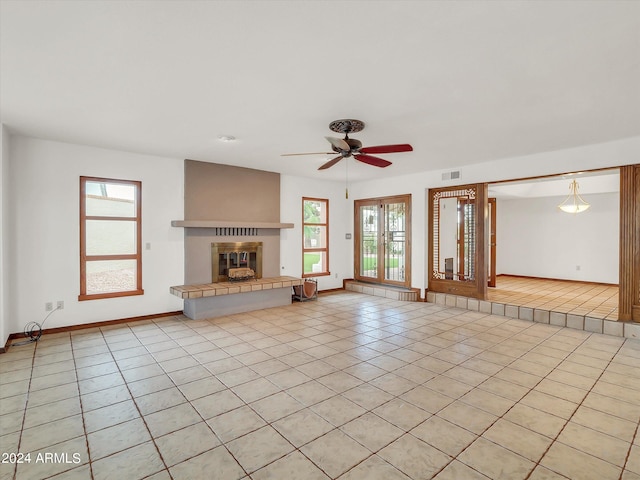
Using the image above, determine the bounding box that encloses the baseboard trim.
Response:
[318,287,346,295]
[496,274,618,287]
[2,310,183,353]
[1,336,10,354]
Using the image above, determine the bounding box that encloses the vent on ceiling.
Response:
[441,170,461,181]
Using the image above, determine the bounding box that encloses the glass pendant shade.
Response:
[558,179,590,213]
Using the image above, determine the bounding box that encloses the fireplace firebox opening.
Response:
[211,242,263,282]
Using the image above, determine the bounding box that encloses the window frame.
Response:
[79,176,143,301]
[302,197,330,278]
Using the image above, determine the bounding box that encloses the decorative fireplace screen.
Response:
[211,242,263,282]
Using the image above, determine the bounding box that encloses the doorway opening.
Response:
[487,169,620,320]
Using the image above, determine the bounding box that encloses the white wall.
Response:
[349,135,639,292]
[496,193,619,283]
[6,136,184,341]
[2,133,637,346]
[1,125,11,348]
[280,175,352,291]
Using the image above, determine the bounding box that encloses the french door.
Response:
[354,194,411,287]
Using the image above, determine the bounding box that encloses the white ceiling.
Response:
[1,1,639,182]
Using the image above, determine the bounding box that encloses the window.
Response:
[302,197,329,277]
[79,177,143,300]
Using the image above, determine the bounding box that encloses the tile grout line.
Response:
[97,325,175,479]
[619,420,640,480]
[322,308,565,479]
[177,303,413,478]
[195,312,347,479]
[17,302,440,478]
[523,334,629,480]
[104,306,637,478]
[421,316,582,479]
[10,342,37,480]
[163,299,631,477]
[140,317,257,479]
[69,333,95,480]
[3,294,636,480]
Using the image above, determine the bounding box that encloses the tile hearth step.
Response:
[425,291,640,340]
[345,280,420,302]
[170,276,303,299]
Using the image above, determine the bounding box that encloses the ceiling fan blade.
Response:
[318,155,344,170]
[325,136,350,151]
[359,144,413,154]
[281,152,334,156]
[354,153,392,168]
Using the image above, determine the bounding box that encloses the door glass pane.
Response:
[360,205,378,278]
[384,202,406,282]
[86,259,136,294]
[462,201,476,280]
[86,181,136,217]
[86,220,137,255]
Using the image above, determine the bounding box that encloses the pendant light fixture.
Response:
[558,179,590,213]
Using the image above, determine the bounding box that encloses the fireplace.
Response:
[211,242,263,282]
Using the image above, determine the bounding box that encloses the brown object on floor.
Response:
[293,278,318,301]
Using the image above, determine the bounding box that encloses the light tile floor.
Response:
[1,292,639,480]
[488,276,619,320]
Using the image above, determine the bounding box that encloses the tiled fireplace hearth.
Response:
[172,220,296,320]
[171,277,302,300]
[170,277,302,320]
[171,221,297,320]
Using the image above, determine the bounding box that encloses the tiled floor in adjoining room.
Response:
[488,276,619,321]
[1,291,639,480]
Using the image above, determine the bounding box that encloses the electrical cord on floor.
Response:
[12,306,60,346]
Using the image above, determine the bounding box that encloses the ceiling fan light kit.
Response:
[282,118,413,171]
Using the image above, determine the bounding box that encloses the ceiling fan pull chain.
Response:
[345,159,349,199]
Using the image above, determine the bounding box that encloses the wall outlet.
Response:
[576,265,581,271]
[45,302,53,312]
[57,300,64,310]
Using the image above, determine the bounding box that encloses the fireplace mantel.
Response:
[171,220,294,229]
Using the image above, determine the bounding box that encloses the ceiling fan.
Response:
[282,119,413,170]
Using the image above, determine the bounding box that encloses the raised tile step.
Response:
[426,291,639,340]
[171,276,304,320]
[170,276,303,299]
[345,280,420,302]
